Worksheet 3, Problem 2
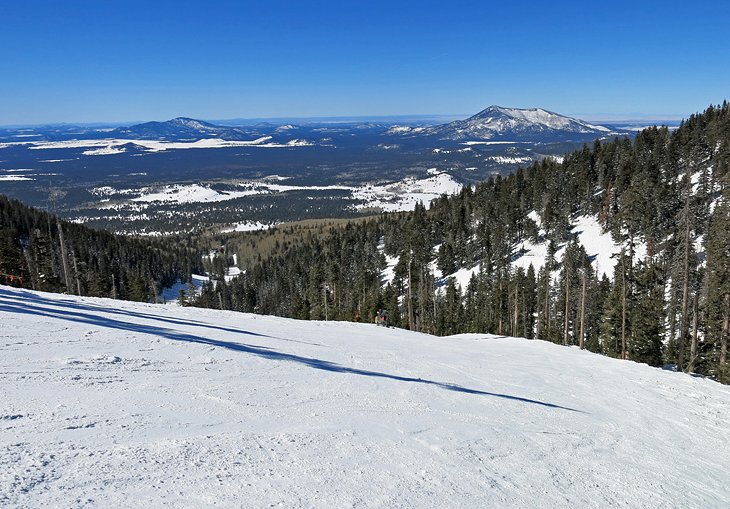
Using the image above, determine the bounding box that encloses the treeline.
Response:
[0,195,204,301]
[195,103,730,383]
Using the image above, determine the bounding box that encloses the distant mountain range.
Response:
[390,106,614,141]
[0,107,622,145]
[100,106,616,143]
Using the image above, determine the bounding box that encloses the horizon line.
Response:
[0,110,688,129]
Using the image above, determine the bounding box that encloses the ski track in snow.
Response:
[0,286,728,508]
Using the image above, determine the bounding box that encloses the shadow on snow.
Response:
[0,288,584,413]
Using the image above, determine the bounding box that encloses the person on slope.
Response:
[376,308,388,327]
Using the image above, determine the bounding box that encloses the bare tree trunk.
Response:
[513,285,519,337]
[56,219,73,294]
[323,285,328,321]
[536,278,542,339]
[111,274,117,300]
[407,255,414,331]
[418,272,425,333]
[679,170,693,371]
[720,292,729,366]
[544,273,551,339]
[688,294,699,373]
[621,254,627,360]
[22,247,36,290]
[498,279,503,335]
[150,280,159,304]
[71,249,82,296]
[563,273,570,346]
[579,270,586,349]
[432,285,437,332]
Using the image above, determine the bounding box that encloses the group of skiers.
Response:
[352,308,389,327]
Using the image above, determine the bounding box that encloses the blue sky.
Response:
[1,0,728,125]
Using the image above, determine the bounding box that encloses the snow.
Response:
[1,285,728,508]
[94,173,463,213]
[462,140,520,146]
[131,184,263,204]
[225,254,241,281]
[487,155,532,165]
[0,175,35,181]
[494,107,610,133]
[22,136,314,154]
[220,221,274,233]
[82,145,127,156]
[159,274,208,303]
[512,213,647,279]
[434,107,611,141]
[385,126,427,135]
[447,264,481,290]
[377,239,399,285]
[353,171,463,212]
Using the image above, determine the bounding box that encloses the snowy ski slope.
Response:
[1,286,728,508]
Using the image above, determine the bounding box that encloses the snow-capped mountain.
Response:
[424,105,612,141]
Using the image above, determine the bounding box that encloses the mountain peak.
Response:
[427,105,610,140]
[167,117,217,129]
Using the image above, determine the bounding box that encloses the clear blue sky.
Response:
[1,0,728,125]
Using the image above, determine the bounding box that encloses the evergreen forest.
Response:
[194,103,730,383]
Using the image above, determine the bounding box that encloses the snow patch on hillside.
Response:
[132,184,263,204]
[160,274,208,303]
[378,239,399,285]
[353,171,462,212]
[487,155,532,165]
[220,221,275,233]
[447,264,481,290]
[0,175,34,181]
[512,213,647,279]
[23,136,315,154]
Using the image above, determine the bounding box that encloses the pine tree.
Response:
[705,177,730,381]
[630,261,665,366]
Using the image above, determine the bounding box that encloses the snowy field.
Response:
[89,170,463,216]
[1,286,728,508]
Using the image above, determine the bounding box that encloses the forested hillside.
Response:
[196,103,730,383]
[0,196,203,301]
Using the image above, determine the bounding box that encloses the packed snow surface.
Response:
[1,286,728,508]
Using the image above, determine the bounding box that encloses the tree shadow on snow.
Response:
[2,287,325,347]
[0,289,585,413]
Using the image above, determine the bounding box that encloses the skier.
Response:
[376,308,388,327]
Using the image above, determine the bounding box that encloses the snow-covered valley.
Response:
[1,286,728,508]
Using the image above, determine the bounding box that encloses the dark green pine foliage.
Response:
[630,261,665,366]
[190,102,730,383]
[0,195,203,301]
[704,174,730,382]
